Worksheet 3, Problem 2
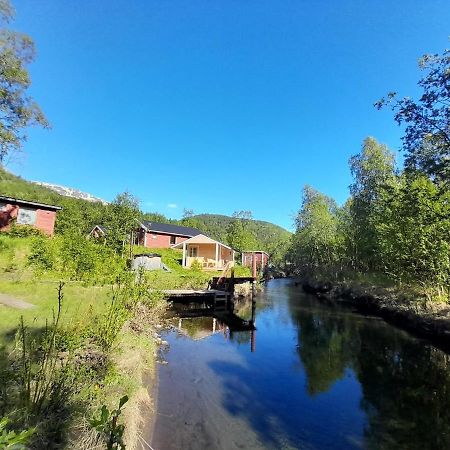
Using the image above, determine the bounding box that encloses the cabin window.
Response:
[189,246,198,258]
[170,235,176,245]
[17,207,37,225]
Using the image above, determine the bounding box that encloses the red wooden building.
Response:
[0,195,61,236]
[135,221,202,248]
[241,251,269,269]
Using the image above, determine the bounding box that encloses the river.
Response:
[151,278,450,450]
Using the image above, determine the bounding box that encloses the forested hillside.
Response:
[0,167,291,263]
[0,167,110,234]
[181,213,291,263]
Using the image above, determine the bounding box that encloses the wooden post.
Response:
[215,242,219,269]
[129,230,134,261]
[182,242,187,267]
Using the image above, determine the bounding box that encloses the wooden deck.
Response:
[162,289,224,298]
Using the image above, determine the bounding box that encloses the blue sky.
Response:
[8,0,450,230]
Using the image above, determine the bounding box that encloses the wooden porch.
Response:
[172,234,235,270]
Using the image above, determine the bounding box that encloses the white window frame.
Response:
[16,207,37,225]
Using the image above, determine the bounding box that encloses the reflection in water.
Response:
[290,294,450,449]
[175,317,228,341]
[152,280,450,450]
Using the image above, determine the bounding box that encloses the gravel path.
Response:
[0,293,35,310]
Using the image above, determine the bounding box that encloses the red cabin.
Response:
[241,251,269,269]
[135,221,202,248]
[0,195,61,236]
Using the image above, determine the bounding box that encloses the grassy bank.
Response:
[0,234,235,448]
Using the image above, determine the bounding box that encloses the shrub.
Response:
[190,259,202,272]
[4,225,45,238]
[27,234,127,283]
[27,236,57,272]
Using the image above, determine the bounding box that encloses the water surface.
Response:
[151,279,450,449]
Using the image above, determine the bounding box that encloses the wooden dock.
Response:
[162,273,257,333]
[164,284,256,332]
[162,289,224,298]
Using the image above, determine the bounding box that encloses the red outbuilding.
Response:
[0,195,62,236]
[241,251,269,269]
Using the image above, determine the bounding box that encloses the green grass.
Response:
[0,236,112,336]
[0,240,251,336]
[0,235,252,447]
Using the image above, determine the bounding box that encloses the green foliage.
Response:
[140,211,171,224]
[290,134,450,299]
[226,211,258,254]
[95,280,133,352]
[0,417,34,449]
[104,192,140,257]
[27,235,126,283]
[0,0,48,162]
[189,259,203,272]
[375,174,450,298]
[2,224,44,238]
[90,395,128,450]
[290,186,344,277]
[348,137,397,271]
[376,48,450,182]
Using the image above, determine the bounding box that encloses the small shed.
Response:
[131,253,165,271]
[88,225,107,239]
[242,251,269,269]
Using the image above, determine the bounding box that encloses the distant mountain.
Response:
[32,181,108,204]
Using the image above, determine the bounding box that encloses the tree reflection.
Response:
[292,299,360,395]
[290,293,450,448]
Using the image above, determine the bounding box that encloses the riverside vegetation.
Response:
[0,226,247,449]
[0,194,253,449]
[289,48,450,339]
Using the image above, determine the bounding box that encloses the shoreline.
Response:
[137,369,159,450]
[299,278,450,353]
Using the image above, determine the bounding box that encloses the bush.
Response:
[4,224,45,238]
[190,259,202,272]
[27,236,57,272]
[27,234,127,283]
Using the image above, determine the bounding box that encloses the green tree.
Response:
[141,211,170,224]
[349,137,396,271]
[105,192,140,256]
[376,48,450,182]
[290,186,344,276]
[226,211,258,253]
[0,0,48,162]
[375,174,450,299]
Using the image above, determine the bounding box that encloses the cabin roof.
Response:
[140,221,202,238]
[89,225,107,235]
[242,250,270,257]
[0,195,62,211]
